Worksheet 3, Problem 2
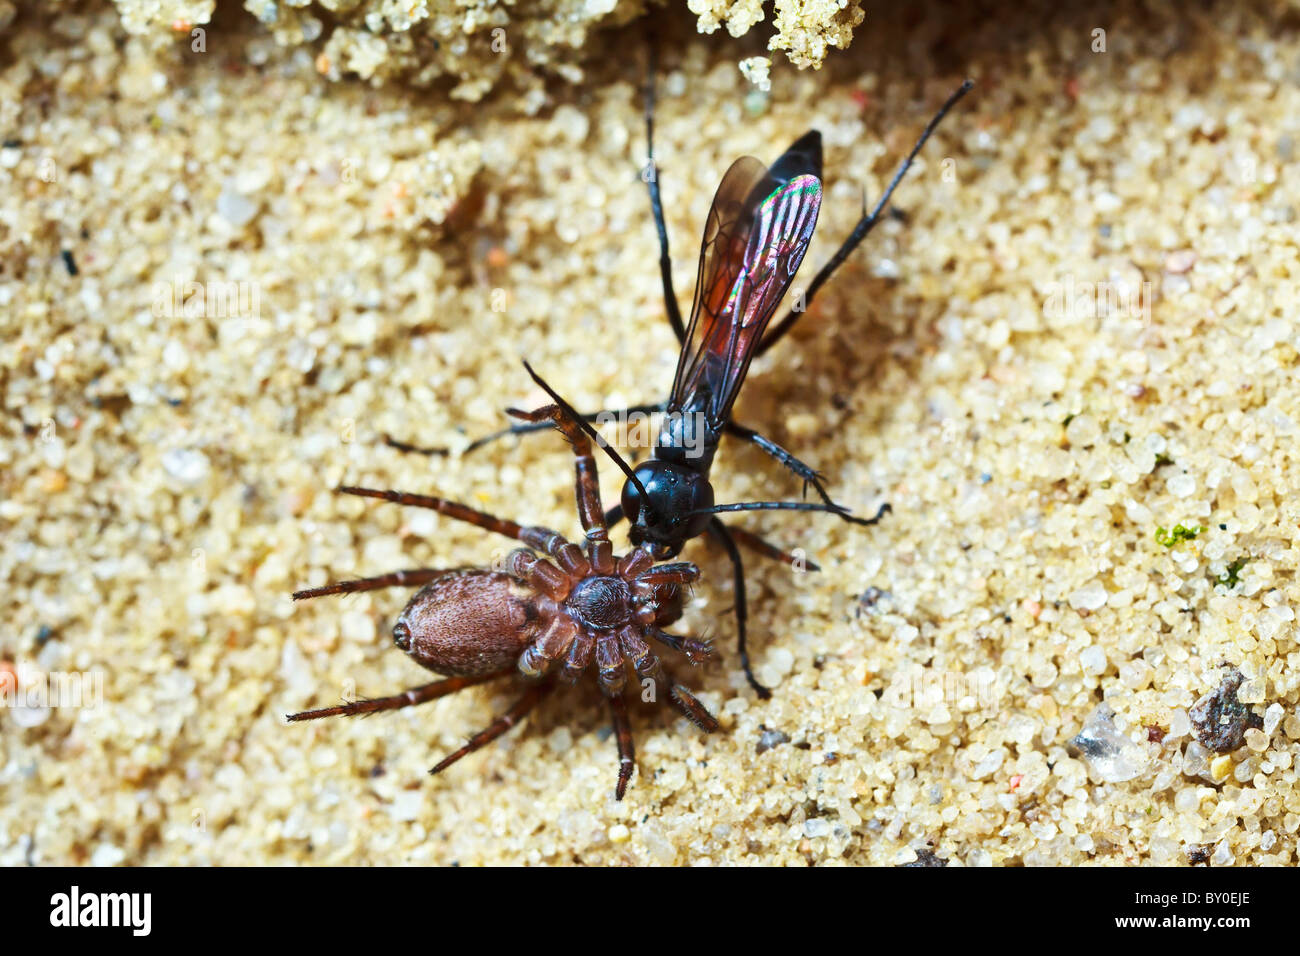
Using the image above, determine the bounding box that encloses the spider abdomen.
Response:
[394,570,542,677]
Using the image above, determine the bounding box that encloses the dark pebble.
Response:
[1189,668,1263,753]
[899,848,947,867]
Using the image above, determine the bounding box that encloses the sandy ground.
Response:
[3,0,1300,865]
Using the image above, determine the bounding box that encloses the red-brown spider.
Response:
[288,366,718,799]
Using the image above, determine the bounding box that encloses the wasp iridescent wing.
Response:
[667,155,768,411]
[669,132,824,426]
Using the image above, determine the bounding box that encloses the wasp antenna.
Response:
[691,501,854,517]
[519,360,653,508]
[757,79,974,359]
[645,37,659,154]
[867,78,974,224]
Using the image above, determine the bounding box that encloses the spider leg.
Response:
[562,633,595,683]
[518,616,579,678]
[429,680,552,777]
[622,627,716,736]
[610,693,636,800]
[292,568,445,601]
[665,674,719,733]
[336,486,561,550]
[504,548,573,602]
[633,562,699,588]
[286,672,506,721]
[505,402,608,536]
[596,632,627,696]
[508,367,633,574]
[649,628,713,665]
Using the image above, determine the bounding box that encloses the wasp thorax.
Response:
[394,570,541,677]
[566,576,633,630]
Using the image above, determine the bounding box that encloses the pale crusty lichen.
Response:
[767,0,864,69]
[105,0,650,99]
[690,0,864,69]
[737,54,771,91]
[102,0,863,97]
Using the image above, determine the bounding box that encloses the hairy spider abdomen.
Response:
[566,576,633,630]
[395,570,542,677]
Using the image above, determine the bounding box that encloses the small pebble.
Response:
[1164,249,1198,273]
[1079,645,1107,675]
[1069,580,1108,611]
[90,844,126,867]
[755,728,790,755]
[803,818,830,839]
[1069,704,1149,783]
[1181,741,1215,783]
[217,180,260,227]
[899,848,947,867]
[161,448,211,485]
[1263,703,1284,736]
[1209,755,1233,782]
[1189,668,1263,753]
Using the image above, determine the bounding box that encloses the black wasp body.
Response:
[387,69,974,697]
[620,129,829,561]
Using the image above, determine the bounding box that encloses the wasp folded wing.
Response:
[671,143,823,426]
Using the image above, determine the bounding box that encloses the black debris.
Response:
[899,848,948,867]
[1189,668,1263,753]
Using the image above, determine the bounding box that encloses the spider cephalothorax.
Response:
[501,532,712,695]
[288,368,718,799]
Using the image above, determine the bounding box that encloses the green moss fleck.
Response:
[1155,524,1202,548]
[1218,557,1249,588]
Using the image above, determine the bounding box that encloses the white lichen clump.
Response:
[103,0,867,94]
